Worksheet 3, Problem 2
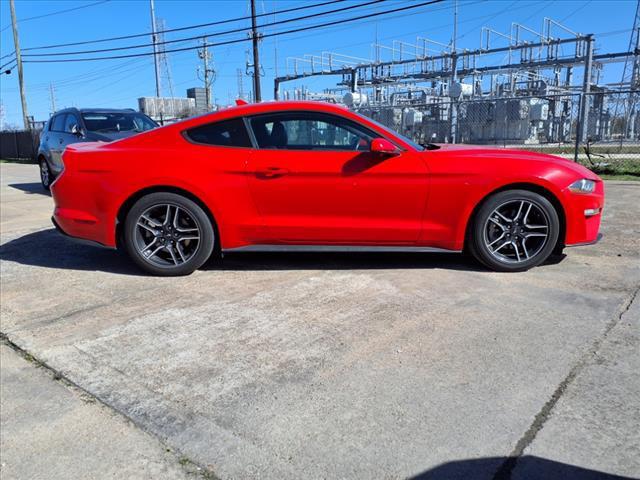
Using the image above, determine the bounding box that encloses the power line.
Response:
[22,0,386,58]
[0,58,17,70]
[0,0,110,33]
[19,0,346,52]
[23,0,444,64]
[0,0,344,63]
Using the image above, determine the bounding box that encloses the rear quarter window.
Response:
[185,118,252,148]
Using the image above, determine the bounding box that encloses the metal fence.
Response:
[0,130,40,161]
[356,90,640,177]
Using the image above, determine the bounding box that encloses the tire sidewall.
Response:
[124,192,215,276]
[40,159,51,190]
[472,190,560,272]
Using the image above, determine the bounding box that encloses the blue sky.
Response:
[0,0,636,126]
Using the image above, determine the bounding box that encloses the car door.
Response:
[47,113,67,173]
[182,117,263,242]
[245,111,429,244]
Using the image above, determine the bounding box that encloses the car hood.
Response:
[429,144,599,180]
[85,130,142,142]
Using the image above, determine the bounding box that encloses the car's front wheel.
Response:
[469,189,560,272]
[123,192,215,276]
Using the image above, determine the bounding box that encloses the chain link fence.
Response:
[356,90,640,178]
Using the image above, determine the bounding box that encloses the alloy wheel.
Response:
[134,203,202,268]
[483,199,550,264]
[40,161,50,187]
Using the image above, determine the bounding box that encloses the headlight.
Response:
[568,179,596,194]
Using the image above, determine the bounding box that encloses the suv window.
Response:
[51,114,66,132]
[185,118,251,148]
[249,112,376,151]
[64,114,80,133]
[81,112,156,133]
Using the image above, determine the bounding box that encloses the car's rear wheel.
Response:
[469,189,560,272]
[124,192,214,276]
[39,158,52,190]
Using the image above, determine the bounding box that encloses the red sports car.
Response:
[50,101,604,276]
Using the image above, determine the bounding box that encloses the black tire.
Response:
[39,158,53,190]
[123,192,215,276]
[469,189,560,272]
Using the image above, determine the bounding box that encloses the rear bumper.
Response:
[51,214,114,249]
[50,165,118,248]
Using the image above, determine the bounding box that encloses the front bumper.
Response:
[562,181,605,247]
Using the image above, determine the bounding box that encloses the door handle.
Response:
[257,167,289,178]
[59,138,64,144]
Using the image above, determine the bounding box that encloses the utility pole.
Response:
[237,68,245,99]
[449,0,459,143]
[250,0,262,102]
[198,39,215,110]
[574,34,594,161]
[49,82,57,114]
[149,0,161,98]
[9,0,29,130]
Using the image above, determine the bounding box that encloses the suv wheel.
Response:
[39,158,53,190]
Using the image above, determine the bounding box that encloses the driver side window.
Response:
[63,114,80,133]
[249,112,375,151]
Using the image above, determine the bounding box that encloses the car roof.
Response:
[52,108,137,115]
[227,100,348,115]
[174,101,351,128]
[78,108,137,113]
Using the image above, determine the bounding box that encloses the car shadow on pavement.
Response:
[8,183,51,197]
[410,455,636,480]
[1,228,489,275]
[0,229,140,276]
[215,251,486,272]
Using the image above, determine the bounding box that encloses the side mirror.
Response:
[71,124,84,138]
[370,138,399,155]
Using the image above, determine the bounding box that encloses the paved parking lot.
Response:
[1,162,639,479]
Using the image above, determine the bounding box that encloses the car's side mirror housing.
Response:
[370,138,399,155]
[71,124,85,138]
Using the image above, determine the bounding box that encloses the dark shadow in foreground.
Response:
[0,229,140,276]
[8,182,51,197]
[0,228,495,275]
[410,455,637,480]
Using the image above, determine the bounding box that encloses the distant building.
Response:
[138,97,196,122]
[187,87,209,114]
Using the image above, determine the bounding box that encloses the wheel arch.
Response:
[115,185,219,250]
[463,182,566,253]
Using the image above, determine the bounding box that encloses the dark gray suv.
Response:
[38,108,158,189]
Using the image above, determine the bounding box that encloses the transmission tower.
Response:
[616,1,640,140]
[157,18,175,98]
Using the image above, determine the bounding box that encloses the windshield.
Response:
[81,112,157,133]
[356,113,425,151]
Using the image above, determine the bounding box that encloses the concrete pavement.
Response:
[1,162,638,479]
[0,343,208,480]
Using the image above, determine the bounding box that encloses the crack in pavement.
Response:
[0,333,221,480]
[492,285,640,480]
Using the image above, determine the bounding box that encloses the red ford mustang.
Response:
[50,101,604,276]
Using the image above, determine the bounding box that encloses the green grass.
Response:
[599,174,640,181]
